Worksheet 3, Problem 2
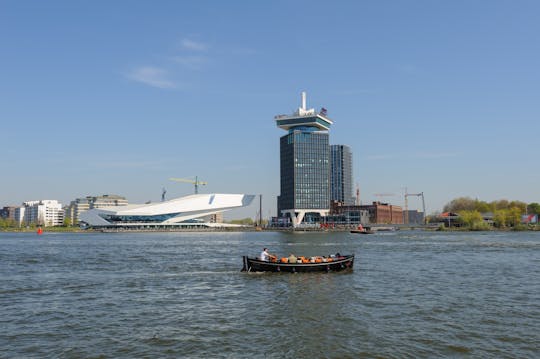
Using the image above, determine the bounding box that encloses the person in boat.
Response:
[288,253,297,263]
[260,248,276,262]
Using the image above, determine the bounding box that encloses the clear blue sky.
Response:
[1,1,539,219]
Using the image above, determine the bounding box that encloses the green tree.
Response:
[508,207,523,226]
[527,202,540,215]
[443,198,494,213]
[492,199,510,210]
[493,209,508,228]
[443,197,476,212]
[458,210,483,228]
[0,218,9,229]
[508,201,527,213]
[475,201,492,213]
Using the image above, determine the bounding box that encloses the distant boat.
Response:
[37,227,43,235]
[350,225,374,234]
[373,226,397,232]
[350,229,374,234]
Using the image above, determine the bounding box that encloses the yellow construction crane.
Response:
[169,176,207,194]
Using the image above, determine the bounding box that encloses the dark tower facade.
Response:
[275,92,333,226]
[330,144,354,205]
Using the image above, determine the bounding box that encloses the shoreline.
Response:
[1,225,539,234]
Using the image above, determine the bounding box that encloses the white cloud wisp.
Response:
[181,38,208,51]
[126,66,176,89]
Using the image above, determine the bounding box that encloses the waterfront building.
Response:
[17,200,64,227]
[79,193,254,229]
[360,202,404,224]
[275,92,333,226]
[403,210,425,225]
[329,201,370,227]
[0,206,17,221]
[66,194,128,225]
[91,194,128,208]
[65,199,89,225]
[203,212,223,223]
[14,207,25,226]
[330,144,354,206]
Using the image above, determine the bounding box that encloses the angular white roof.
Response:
[79,193,255,227]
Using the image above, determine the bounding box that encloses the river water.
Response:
[0,231,538,358]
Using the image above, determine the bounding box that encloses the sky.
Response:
[1,0,539,219]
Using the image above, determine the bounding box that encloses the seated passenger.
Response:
[260,248,274,261]
[288,253,297,263]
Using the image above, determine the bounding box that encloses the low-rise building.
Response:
[14,207,25,226]
[17,200,64,227]
[328,201,370,226]
[404,210,425,225]
[204,212,223,223]
[66,194,128,225]
[0,206,17,220]
[360,202,404,224]
[438,212,460,227]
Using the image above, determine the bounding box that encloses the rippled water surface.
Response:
[1,231,539,358]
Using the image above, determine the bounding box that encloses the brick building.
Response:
[359,202,404,224]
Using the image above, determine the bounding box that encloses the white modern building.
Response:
[17,200,64,227]
[14,207,25,226]
[79,193,255,229]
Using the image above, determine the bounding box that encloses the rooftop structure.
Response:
[275,91,333,132]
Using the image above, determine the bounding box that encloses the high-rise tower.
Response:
[275,92,333,226]
[330,144,354,205]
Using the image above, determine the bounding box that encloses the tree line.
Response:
[443,197,540,214]
[439,197,540,230]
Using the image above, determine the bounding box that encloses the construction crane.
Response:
[404,191,426,224]
[161,188,167,202]
[169,176,207,194]
[161,187,167,202]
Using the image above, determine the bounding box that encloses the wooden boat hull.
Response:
[241,255,354,273]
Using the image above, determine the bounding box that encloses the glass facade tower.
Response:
[275,92,333,226]
[330,145,354,205]
[278,130,330,212]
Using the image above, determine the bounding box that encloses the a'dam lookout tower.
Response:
[275,92,334,227]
